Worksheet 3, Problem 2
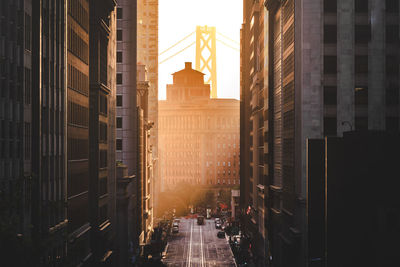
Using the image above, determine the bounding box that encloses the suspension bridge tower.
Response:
[195,26,217,98]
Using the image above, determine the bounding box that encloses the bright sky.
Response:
[159,0,243,100]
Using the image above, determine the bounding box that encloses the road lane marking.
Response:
[200,224,204,267]
[187,219,193,267]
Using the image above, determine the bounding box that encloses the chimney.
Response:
[185,62,192,69]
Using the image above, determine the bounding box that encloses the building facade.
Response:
[159,62,240,192]
[66,0,91,264]
[240,1,268,265]
[240,0,400,266]
[137,0,159,217]
[0,0,68,265]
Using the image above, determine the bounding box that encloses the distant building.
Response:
[159,62,240,192]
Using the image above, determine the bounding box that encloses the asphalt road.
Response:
[162,218,236,267]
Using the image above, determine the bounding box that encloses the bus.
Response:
[197,215,205,225]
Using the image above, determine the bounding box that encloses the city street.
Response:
[162,218,236,267]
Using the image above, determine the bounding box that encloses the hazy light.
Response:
[159,0,243,100]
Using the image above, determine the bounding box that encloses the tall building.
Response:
[137,0,159,217]
[240,0,400,266]
[136,64,155,248]
[1,0,68,265]
[159,62,240,191]
[115,0,140,258]
[66,0,91,263]
[240,1,268,265]
[88,0,117,264]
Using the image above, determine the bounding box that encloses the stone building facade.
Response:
[159,62,240,192]
[137,0,159,217]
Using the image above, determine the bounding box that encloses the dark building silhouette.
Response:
[241,0,400,266]
[307,131,400,267]
[1,0,68,265]
[1,0,119,265]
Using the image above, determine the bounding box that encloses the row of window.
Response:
[324,25,399,44]
[324,0,399,13]
[68,27,89,64]
[68,101,89,127]
[68,0,89,32]
[68,64,89,96]
[324,55,399,75]
[68,138,88,160]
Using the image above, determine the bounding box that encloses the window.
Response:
[324,0,337,13]
[116,95,123,107]
[99,122,107,143]
[355,0,368,13]
[386,55,399,74]
[355,87,368,105]
[324,117,337,136]
[24,123,30,160]
[324,56,337,74]
[99,177,108,196]
[117,73,122,84]
[386,25,400,43]
[116,139,123,150]
[117,29,123,41]
[355,25,371,44]
[355,55,368,74]
[324,25,337,43]
[117,51,122,63]
[25,13,31,51]
[117,8,123,19]
[324,86,337,105]
[117,117,122,128]
[99,94,108,116]
[386,87,399,105]
[386,0,399,13]
[99,150,107,168]
[24,68,31,104]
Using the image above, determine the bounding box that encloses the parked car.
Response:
[217,231,225,238]
[172,222,179,227]
[172,226,179,233]
[216,222,222,229]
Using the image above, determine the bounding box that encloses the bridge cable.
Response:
[159,41,196,65]
[159,31,195,56]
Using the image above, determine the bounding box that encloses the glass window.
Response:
[117,8,123,19]
[116,139,123,150]
[117,29,123,41]
[324,25,337,44]
[117,51,122,63]
[116,95,122,107]
[116,73,122,84]
[117,117,123,128]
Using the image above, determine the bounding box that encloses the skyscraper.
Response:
[137,0,159,217]
[0,0,68,265]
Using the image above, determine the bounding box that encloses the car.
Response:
[197,216,205,225]
[172,222,179,227]
[217,231,225,238]
[214,218,221,224]
[172,226,179,233]
[215,222,221,229]
[173,218,180,223]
